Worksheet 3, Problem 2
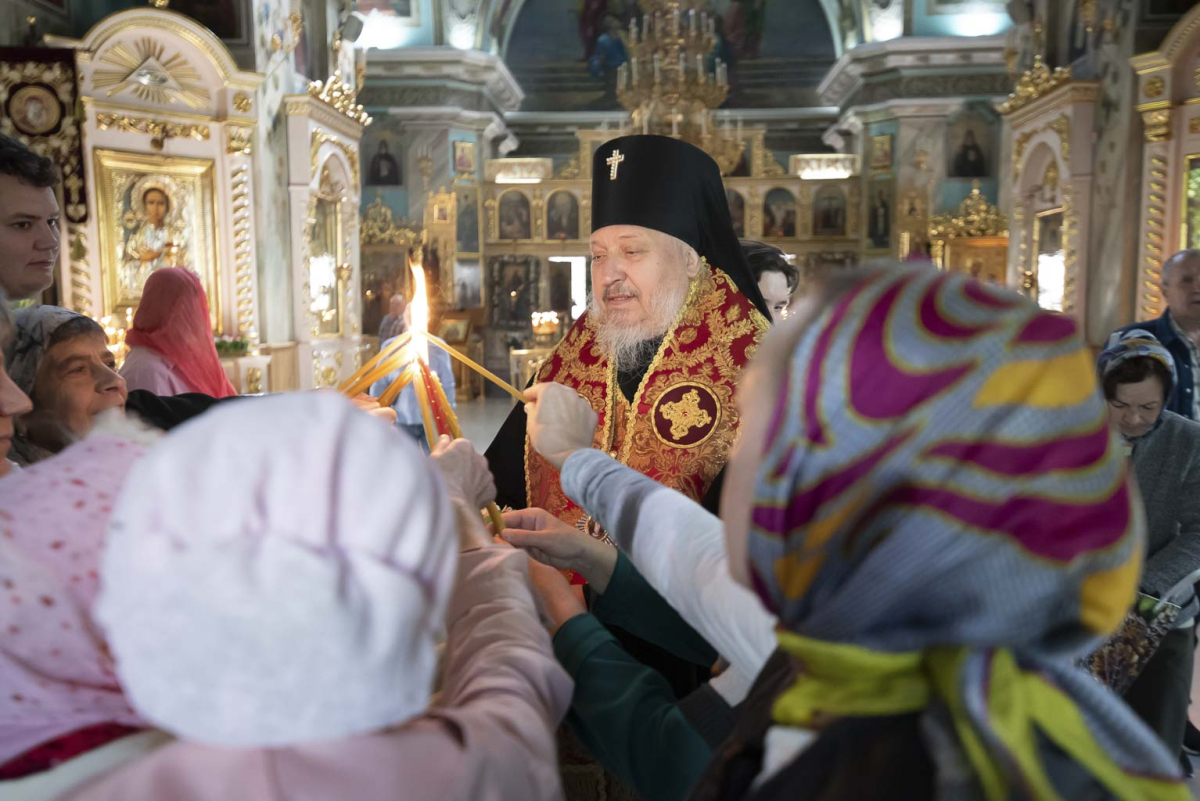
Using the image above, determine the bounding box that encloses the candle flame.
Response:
[409,255,430,364]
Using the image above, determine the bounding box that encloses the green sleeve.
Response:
[590,550,718,668]
[554,613,713,801]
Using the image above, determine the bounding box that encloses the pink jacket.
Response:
[62,546,572,801]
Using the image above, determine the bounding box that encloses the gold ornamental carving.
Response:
[1145,76,1166,98]
[1062,188,1077,315]
[246,367,262,394]
[272,13,304,54]
[1013,115,1070,179]
[0,57,87,221]
[361,191,421,246]
[96,112,211,149]
[1000,56,1072,115]
[307,71,371,127]
[230,165,255,339]
[1141,154,1169,318]
[225,124,253,155]
[929,182,1008,241]
[93,38,211,109]
[69,229,93,315]
[1142,108,1172,142]
[233,92,252,113]
[310,129,361,186]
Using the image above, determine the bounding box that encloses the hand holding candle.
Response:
[431,435,497,510]
[524,382,599,471]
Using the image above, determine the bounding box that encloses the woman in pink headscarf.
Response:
[120,268,237,398]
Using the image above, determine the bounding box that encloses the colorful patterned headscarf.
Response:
[748,267,1185,799]
[1098,328,1177,413]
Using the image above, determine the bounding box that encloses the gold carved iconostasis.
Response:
[284,74,369,390]
[929,182,1009,288]
[1000,53,1097,324]
[1130,4,1200,321]
[34,8,268,391]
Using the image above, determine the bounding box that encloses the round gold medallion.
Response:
[650,382,721,448]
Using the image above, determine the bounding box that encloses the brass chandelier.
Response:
[615,0,744,175]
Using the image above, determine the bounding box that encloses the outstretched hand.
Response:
[348,393,398,424]
[524,382,598,470]
[431,435,496,509]
[500,507,617,593]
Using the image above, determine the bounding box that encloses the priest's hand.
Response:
[501,507,618,594]
[525,382,598,470]
[431,435,497,509]
[525,557,586,636]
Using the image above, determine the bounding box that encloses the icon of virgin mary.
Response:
[121,177,190,297]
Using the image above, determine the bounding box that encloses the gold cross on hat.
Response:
[606,149,625,180]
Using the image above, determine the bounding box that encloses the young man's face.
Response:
[0,174,60,300]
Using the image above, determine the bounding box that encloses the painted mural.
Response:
[504,0,836,111]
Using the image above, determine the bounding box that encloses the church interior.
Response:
[5,0,1197,403]
[10,1,1200,797]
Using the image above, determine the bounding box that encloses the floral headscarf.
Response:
[748,267,1185,799]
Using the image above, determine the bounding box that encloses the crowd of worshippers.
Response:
[1,127,1199,801]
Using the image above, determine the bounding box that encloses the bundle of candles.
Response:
[339,257,526,532]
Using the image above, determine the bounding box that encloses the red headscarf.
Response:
[125,268,237,398]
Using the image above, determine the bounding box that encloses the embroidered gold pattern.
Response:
[660,389,712,441]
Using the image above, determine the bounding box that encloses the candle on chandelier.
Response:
[631,56,638,83]
[642,14,650,39]
[696,53,705,81]
[673,8,681,34]
[653,53,661,83]
[629,17,637,44]
[690,8,697,34]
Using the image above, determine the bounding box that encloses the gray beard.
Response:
[610,335,661,372]
[591,274,690,371]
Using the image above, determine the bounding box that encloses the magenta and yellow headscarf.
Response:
[748,267,1185,800]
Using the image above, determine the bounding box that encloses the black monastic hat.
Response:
[590,135,771,319]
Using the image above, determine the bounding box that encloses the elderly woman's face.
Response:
[22,332,127,452]
[719,284,837,587]
[0,334,33,476]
